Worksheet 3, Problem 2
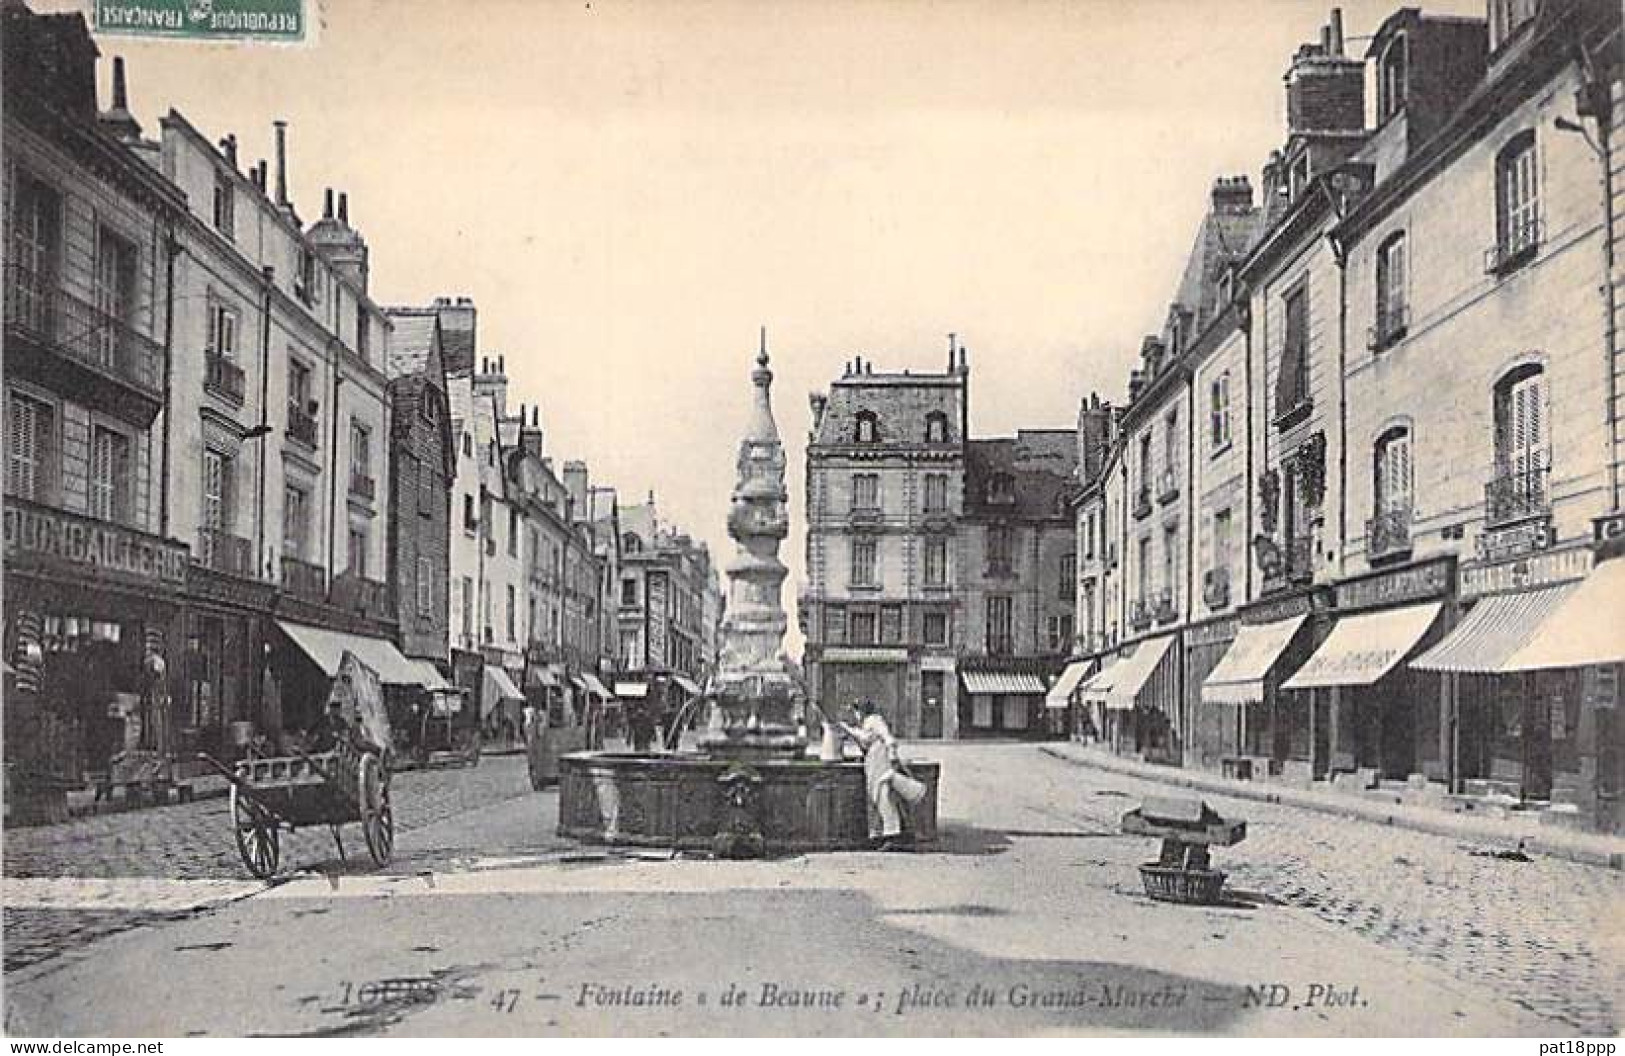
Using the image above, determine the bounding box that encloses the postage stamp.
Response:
[92,0,310,44]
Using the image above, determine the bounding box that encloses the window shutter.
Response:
[8,396,38,499]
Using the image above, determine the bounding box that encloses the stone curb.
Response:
[1039,744,1625,872]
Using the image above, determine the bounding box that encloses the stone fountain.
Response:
[556,332,938,855]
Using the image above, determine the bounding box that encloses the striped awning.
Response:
[581,673,613,699]
[482,667,524,716]
[1412,584,1578,673]
[1103,635,1174,712]
[528,665,561,689]
[672,675,703,696]
[961,670,1047,696]
[614,681,649,699]
[1045,660,1095,709]
[1503,559,1625,671]
[410,659,453,693]
[1202,615,1307,705]
[276,620,423,687]
[1079,655,1118,703]
[1282,602,1440,690]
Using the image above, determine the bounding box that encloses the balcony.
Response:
[330,573,394,622]
[1157,466,1180,505]
[1132,485,1153,521]
[195,528,256,578]
[286,401,320,448]
[4,264,163,425]
[1260,535,1315,595]
[1484,214,1542,276]
[280,554,328,603]
[349,470,376,503]
[1203,566,1231,610]
[1154,589,1178,625]
[204,353,246,406]
[1485,456,1551,528]
[1367,303,1409,352]
[1366,505,1413,563]
[848,505,883,531]
[1129,598,1154,632]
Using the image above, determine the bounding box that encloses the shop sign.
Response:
[4,500,187,586]
[1584,665,1618,712]
[1335,556,1453,611]
[1185,617,1238,648]
[1460,546,1591,600]
[1594,511,1625,558]
[1475,515,1554,564]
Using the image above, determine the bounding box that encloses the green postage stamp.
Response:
[93,0,310,43]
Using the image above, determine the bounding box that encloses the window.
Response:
[347,523,368,578]
[461,576,474,638]
[851,538,877,586]
[93,228,136,364]
[463,494,477,533]
[509,509,520,556]
[417,556,433,615]
[8,174,61,329]
[7,392,53,502]
[202,449,234,536]
[923,536,948,586]
[924,473,948,513]
[212,169,234,239]
[1494,132,1540,267]
[289,359,313,410]
[925,412,949,443]
[1210,372,1232,450]
[1374,427,1413,515]
[849,610,877,645]
[880,605,903,645]
[1162,524,1178,597]
[852,473,879,511]
[1137,536,1152,601]
[1163,411,1178,472]
[88,425,131,524]
[356,304,370,362]
[506,584,516,641]
[922,611,949,646]
[1083,511,1096,559]
[297,246,320,305]
[1375,232,1408,346]
[1489,0,1538,51]
[854,411,879,443]
[1276,284,1310,416]
[1059,554,1076,600]
[207,300,239,361]
[1377,35,1407,123]
[461,431,472,457]
[987,473,1015,505]
[1046,615,1073,654]
[349,419,371,481]
[414,456,434,515]
[1214,508,1234,569]
[1492,365,1549,520]
[986,525,1013,575]
[283,485,309,558]
[986,596,1013,655]
[824,605,847,645]
[1138,435,1154,497]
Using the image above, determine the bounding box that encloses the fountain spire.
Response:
[704,328,801,756]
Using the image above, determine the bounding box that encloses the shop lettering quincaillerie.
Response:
[5,504,188,586]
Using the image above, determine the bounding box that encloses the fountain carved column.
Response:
[702,330,805,759]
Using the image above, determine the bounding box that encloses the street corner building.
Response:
[1055,0,1625,835]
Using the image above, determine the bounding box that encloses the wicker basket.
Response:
[1138,863,1227,905]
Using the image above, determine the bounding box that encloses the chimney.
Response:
[323,188,334,220]
[947,333,956,371]
[1210,174,1254,213]
[338,192,349,224]
[219,135,238,166]
[434,296,477,374]
[1284,13,1364,136]
[99,56,143,142]
[112,55,128,109]
[1328,7,1344,57]
[532,406,539,427]
[273,120,288,207]
[563,461,590,521]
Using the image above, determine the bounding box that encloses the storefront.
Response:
[1200,612,1316,780]
[3,499,189,796]
[1045,657,1096,739]
[1087,634,1177,760]
[181,561,278,768]
[1282,556,1455,785]
[272,619,431,748]
[958,666,1050,740]
[816,646,909,732]
[1184,615,1238,772]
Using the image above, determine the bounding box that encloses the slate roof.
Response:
[964,431,1078,520]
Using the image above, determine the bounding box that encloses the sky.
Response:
[62,0,1481,645]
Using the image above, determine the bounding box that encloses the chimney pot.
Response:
[111,56,129,110]
[498,354,505,373]
[338,192,348,224]
[273,120,288,207]
[1328,7,1344,56]
[323,188,334,219]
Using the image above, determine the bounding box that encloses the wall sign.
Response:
[1475,514,1554,565]
[1460,546,1591,600]
[4,500,187,587]
[1334,556,1453,611]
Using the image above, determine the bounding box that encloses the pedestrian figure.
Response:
[309,699,351,753]
[840,700,910,850]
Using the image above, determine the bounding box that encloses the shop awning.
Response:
[1045,660,1095,709]
[483,666,525,707]
[581,673,613,699]
[961,670,1048,695]
[1103,635,1174,712]
[615,681,649,699]
[672,675,703,696]
[1202,615,1308,705]
[1502,559,1625,671]
[276,620,423,686]
[1079,656,1119,703]
[1281,602,1440,690]
[528,666,560,689]
[569,674,589,691]
[410,659,452,692]
[1412,584,1578,673]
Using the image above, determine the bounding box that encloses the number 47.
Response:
[490,989,521,1014]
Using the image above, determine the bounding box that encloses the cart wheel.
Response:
[230,785,280,880]
[359,753,394,868]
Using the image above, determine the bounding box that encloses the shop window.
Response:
[7,391,55,503]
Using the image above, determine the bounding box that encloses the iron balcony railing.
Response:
[280,554,328,603]
[1485,213,1543,275]
[205,354,246,405]
[1485,455,1551,527]
[1367,505,1413,560]
[1129,598,1154,632]
[1285,536,1314,583]
[287,401,320,447]
[1367,303,1409,352]
[4,263,161,396]
[349,470,376,502]
[1154,588,1178,625]
[196,528,256,578]
[330,574,394,622]
[1203,566,1231,610]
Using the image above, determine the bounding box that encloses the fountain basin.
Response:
[557,752,939,852]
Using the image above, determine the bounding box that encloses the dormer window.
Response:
[987,473,1015,505]
[925,411,949,444]
[1288,156,1311,201]
[1489,0,1539,52]
[854,411,880,444]
[1377,35,1407,123]
[296,247,320,305]
[623,532,642,555]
